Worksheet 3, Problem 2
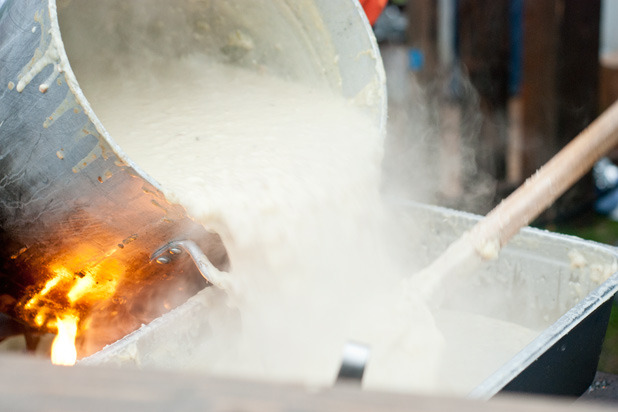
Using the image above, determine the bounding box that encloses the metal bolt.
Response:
[156,256,171,264]
[169,247,183,255]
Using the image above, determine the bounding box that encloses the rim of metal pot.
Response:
[46,0,388,197]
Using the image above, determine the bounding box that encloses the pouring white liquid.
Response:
[77,58,538,395]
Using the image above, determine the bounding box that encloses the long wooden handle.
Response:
[469,100,618,259]
[410,100,618,301]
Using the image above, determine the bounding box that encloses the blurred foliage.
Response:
[599,302,618,373]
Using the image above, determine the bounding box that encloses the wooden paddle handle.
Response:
[470,100,618,259]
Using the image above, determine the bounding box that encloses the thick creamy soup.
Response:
[75,58,539,395]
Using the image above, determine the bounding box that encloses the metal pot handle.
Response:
[151,240,226,288]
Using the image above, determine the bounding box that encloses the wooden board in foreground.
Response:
[0,353,614,412]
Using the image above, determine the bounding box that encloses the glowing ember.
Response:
[66,261,119,304]
[34,310,47,327]
[67,274,96,303]
[24,271,67,310]
[51,314,79,366]
[19,258,122,364]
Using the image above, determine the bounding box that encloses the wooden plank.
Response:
[556,0,600,146]
[457,0,510,182]
[552,0,600,219]
[521,0,600,221]
[600,53,618,114]
[600,53,618,159]
[0,353,615,411]
[457,0,510,110]
[521,0,560,178]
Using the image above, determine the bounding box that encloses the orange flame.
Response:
[21,257,123,365]
[51,314,78,366]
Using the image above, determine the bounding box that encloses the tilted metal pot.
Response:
[0,0,386,355]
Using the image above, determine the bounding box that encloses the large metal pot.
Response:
[0,0,386,354]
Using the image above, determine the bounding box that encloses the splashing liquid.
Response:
[77,58,444,392]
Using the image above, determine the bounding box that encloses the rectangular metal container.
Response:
[82,204,618,399]
[406,204,618,399]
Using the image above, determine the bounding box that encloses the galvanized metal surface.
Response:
[0,0,226,353]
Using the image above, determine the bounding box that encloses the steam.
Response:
[381,52,497,214]
[58,0,503,395]
[59,43,446,390]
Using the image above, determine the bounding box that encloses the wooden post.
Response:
[521,0,600,221]
[556,0,601,147]
[457,0,510,182]
[600,53,618,114]
[406,0,438,81]
[521,0,560,177]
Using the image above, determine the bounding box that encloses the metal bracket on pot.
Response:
[151,240,226,288]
